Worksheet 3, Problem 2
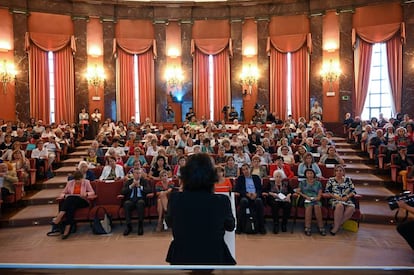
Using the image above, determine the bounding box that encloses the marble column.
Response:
[257,20,269,109]
[403,4,414,114]
[154,23,167,122]
[338,13,353,118]
[102,20,115,121]
[230,20,242,104]
[180,22,193,117]
[309,16,323,111]
[13,10,29,122]
[73,17,88,122]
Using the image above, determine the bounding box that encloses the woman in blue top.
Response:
[296,168,326,236]
[297,152,322,179]
[125,147,148,167]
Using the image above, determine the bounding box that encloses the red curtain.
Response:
[115,19,156,122]
[267,15,311,121]
[27,12,75,124]
[192,20,231,121]
[193,49,210,120]
[212,50,230,121]
[117,49,135,122]
[54,46,75,124]
[290,46,310,120]
[386,35,403,114]
[269,48,288,119]
[29,44,50,123]
[138,50,156,122]
[352,2,404,116]
[353,40,373,117]
[116,48,155,123]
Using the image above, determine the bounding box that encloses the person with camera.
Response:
[185,107,195,121]
[229,106,238,121]
[396,200,414,250]
[166,105,175,123]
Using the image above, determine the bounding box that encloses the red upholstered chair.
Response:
[89,180,124,220]
[406,166,414,193]
[318,164,335,179]
[377,146,388,169]
[3,182,24,205]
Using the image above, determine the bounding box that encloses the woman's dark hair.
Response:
[180,153,218,193]
[304,168,316,178]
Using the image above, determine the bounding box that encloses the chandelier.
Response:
[240,64,259,95]
[320,59,341,92]
[86,65,105,95]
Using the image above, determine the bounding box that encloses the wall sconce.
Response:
[240,64,259,95]
[167,48,180,58]
[165,66,184,102]
[320,59,341,92]
[86,65,105,96]
[88,46,103,57]
[243,47,256,57]
[0,60,17,94]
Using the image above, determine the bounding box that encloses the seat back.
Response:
[94,180,124,206]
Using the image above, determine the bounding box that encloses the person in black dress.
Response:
[165,153,236,265]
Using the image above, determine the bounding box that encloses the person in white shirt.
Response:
[234,145,251,168]
[184,138,195,155]
[146,138,160,156]
[99,156,125,181]
[43,136,61,168]
[104,139,126,157]
[41,126,56,139]
[31,139,50,178]
[33,120,45,135]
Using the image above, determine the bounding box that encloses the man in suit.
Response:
[234,163,266,234]
[121,169,152,236]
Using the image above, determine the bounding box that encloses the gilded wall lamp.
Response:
[86,64,105,96]
[240,64,259,96]
[0,59,17,94]
[320,59,341,93]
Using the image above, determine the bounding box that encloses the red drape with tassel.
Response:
[290,46,310,120]
[54,46,75,124]
[29,45,50,123]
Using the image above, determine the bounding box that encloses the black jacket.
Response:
[121,177,152,200]
[165,191,236,265]
[234,174,262,199]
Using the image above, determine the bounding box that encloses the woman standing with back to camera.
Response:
[165,153,236,265]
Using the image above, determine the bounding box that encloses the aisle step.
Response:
[360,200,414,224]
[40,176,67,189]
[354,184,395,199]
[343,163,375,173]
[22,189,62,206]
[68,151,88,157]
[347,172,385,185]
[61,157,84,167]
[53,166,76,176]
[6,204,57,227]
